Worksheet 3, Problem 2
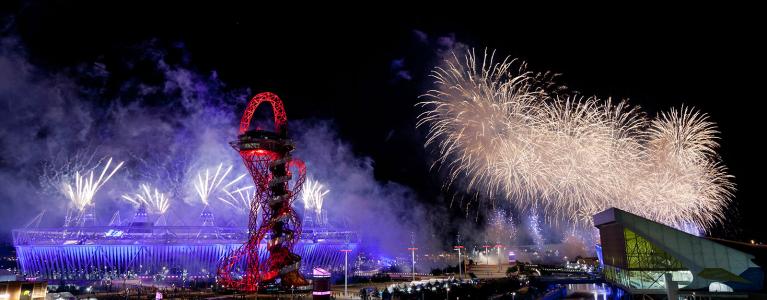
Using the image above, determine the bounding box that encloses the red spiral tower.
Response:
[218,92,308,291]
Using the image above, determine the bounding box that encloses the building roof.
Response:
[594,208,763,290]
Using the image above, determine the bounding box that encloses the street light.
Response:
[482,245,491,265]
[494,244,504,272]
[340,249,353,296]
[408,247,418,281]
[453,246,464,280]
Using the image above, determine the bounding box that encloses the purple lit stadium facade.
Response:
[10,91,363,283]
[12,222,358,280]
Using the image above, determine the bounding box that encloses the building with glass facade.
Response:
[594,208,763,296]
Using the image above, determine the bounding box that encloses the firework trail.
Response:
[417,49,734,231]
[61,157,124,211]
[121,184,170,215]
[528,210,544,248]
[488,208,518,245]
[302,178,330,224]
[193,164,246,206]
[218,185,256,215]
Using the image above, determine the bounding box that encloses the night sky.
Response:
[2,3,765,242]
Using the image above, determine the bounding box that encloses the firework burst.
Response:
[121,184,170,215]
[418,49,734,231]
[217,185,256,215]
[193,163,246,206]
[62,157,124,211]
[487,208,518,245]
[528,210,544,248]
[302,178,330,224]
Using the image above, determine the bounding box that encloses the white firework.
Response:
[488,208,518,245]
[529,209,544,248]
[121,184,170,215]
[417,49,734,231]
[62,157,124,211]
[218,185,256,215]
[634,106,734,229]
[303,178,330,223]
[193,163,246,206]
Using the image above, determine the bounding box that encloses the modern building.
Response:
[594,208,764,298]
[312,267,331,299]
[0,278,47,300]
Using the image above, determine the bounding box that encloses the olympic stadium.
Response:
[10,92,362,290]
[12,205,359,281]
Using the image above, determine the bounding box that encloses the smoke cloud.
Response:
[0,35,449,259]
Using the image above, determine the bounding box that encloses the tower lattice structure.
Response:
[218,92,308,291]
